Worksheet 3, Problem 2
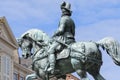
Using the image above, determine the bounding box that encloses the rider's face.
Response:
[61,9,66,13]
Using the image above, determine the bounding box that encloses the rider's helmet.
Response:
[61,2,72,14]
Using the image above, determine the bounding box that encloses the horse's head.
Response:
[17,34,33,59]
[18,29,50,59]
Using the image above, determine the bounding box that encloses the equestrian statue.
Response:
[17,1,120,80]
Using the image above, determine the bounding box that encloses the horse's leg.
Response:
[93,73,105,80]
[76,69,89,80]
[37,68,49,80]
[71,58,90,80]
[89,72,105,80]
[88,71,105,80]
[87,65,105,80]
[25,73,37,80]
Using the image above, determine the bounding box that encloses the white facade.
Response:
[0,17,33,80]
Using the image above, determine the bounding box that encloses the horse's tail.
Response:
[97,37,120,66]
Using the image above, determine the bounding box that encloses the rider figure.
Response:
[47,1,76,74]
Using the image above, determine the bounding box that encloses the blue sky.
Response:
[0,0,120,80]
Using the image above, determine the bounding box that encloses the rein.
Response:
[31,48,41,59]
[31,40,49,61]
[30,37,47,58]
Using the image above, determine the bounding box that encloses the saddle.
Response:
[56,48,70,60]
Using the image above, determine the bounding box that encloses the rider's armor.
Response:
[53,15,75,44]
[47,2,76,74]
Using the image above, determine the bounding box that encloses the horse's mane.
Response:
[21,29,50,44]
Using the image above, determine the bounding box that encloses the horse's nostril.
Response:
[26,54,29,57]
[22,54,24,57]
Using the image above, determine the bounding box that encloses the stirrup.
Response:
[47,67,55,74]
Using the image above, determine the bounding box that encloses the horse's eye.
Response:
[23,47,27,50]
[25,48,28,50]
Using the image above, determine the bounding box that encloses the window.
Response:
[0,27,2,35]
[0,56,1,72]
[13,73,18,80]
[7,77,9,80]
[6,57,10,75]
[3,76,6,80]
[3,56,6,74]
[0,56,1,80]
[20,76,24,80]
[2,56,11,80]
[3,56,11,75]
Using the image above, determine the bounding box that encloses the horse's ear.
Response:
[22,33,29,39]
[17,38,23,47]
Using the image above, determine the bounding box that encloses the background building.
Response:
[0,17,33,80]
[0,17,80,80]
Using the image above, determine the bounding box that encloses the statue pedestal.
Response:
[49,77,66,80]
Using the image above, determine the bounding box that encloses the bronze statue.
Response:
[18,29,120,80]
[17,2,120,80]
[47,1,75,74]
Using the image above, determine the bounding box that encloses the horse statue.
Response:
[17,29,120,80]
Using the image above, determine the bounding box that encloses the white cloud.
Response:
[70,0,120,25]
[0,0,61,22]
[76,19,120,41]
[0,0,120,26]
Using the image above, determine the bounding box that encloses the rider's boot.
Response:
[47,53,56,74]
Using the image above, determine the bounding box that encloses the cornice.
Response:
[0,35,18,49]
[14,62,33,73]
[0,17,5,23]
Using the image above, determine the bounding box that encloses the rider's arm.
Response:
[53,18,66,36]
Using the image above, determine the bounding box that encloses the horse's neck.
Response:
[32,42,49,62]
[32,42,41,54]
